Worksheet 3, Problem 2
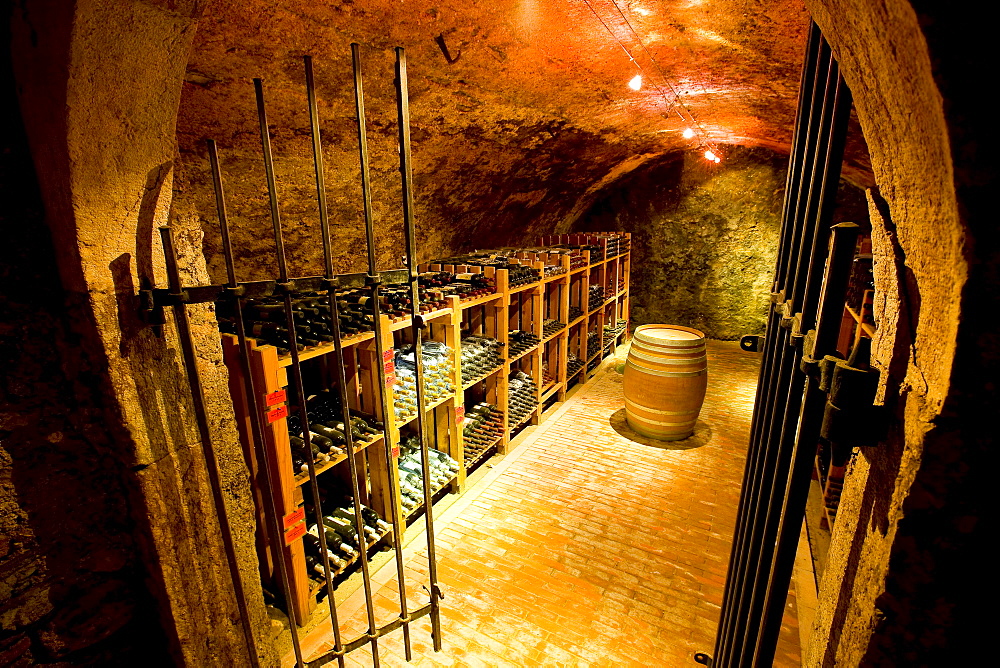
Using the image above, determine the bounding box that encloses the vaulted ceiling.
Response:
[175,0,869,278]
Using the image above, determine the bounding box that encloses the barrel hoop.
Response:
[630,342,707,357]
[624,397,697,416]
[625,360,707,378]
[628,348,707,366]
[634,329,705,347]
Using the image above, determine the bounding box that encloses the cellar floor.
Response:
[284,340,800,667]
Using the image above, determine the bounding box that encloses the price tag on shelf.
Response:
[266,405,288,423]
[282,507,305,530]
[265,389,286,407]
[455,406,465,425]
[385,374,396,387]
[284,521,306,546]
[383,348,394,362]
[391,445,400,458]
[384,360,395,375]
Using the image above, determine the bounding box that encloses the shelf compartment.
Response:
[394,393,455,429]
[292,435,385,487]
[458,291,503,309]
[277,331,376,367]
[507,344,540,364]
[461,363,505,390]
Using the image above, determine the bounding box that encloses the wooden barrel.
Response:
[623,325,708,440]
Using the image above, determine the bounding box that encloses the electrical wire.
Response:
[607,0,713,142]
[578,0,717,152]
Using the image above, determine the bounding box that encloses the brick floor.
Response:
[288,340,800,667]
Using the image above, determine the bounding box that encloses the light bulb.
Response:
[714,157,721,163]
[683,128,695,139]
[628,74,642,91]
[704,150,717,161]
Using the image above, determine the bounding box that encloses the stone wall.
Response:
[0,17,170,663]
[571,147,867,340]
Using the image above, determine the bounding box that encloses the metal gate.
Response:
[701,21,860,667]
[145,46,442,667]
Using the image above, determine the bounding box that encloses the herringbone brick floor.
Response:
[288,340,799,666]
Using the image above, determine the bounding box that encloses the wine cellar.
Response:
[2,1,992,667]
[218,233,631,626]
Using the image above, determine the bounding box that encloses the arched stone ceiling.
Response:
[175,0,868,280]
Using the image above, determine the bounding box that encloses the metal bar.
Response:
[722,49,834,661]
[304,602,434,668]
[771,21,822,295]
[752,221,859,667]
[207,139,306,667]
[713,24,823,661]
[395,45,444,652]
[716,29,831,665]
[145,270,410,307]
[254,77,347,665]
[351,41,415,661]
[303,54,382,667]
[158,226,260,667]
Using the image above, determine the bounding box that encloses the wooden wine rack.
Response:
[221,234,630,624]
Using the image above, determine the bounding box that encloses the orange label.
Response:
[455,406,465,424]
[383,348,394,362]
[283,507,305,530]
[267,405,288,423]
[265,389,287,406]
[284,521,306,545]
[384,361,395,375]
[385,374,396,387]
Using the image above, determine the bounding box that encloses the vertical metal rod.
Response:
[303,55,382,667]
[253,77,347,666]
[714,25,823,659]
[395,45,444,652]
[732,54,840,666]
[158,226,260,668]
[716,29,830,665]
[752,223,859,667]
[350,42,415,661]
[207,140,306,667]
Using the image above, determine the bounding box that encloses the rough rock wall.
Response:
[0,18,170,663]
[8,1,276,665]
[804,0,992,665]
[571,147,866,340]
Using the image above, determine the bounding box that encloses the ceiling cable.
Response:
[578,0,717,156]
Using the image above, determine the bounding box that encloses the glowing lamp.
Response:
[683,128,695,139]
[704,150,717,161]
[628,74,642,91]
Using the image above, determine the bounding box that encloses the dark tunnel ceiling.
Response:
[177,0,872,272]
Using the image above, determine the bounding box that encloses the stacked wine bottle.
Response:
[303,501,392,585]
[586,330,600,359]
[568,305,583,322]
[542,262,566,278]
[287,391,383,479]
[460,335,505,385]
[508,370,538,426]
[396,436,461,515]
[393,342,454,423]
[461,402,504,465]
[508,330,541,358]
[603,319,626,340]
[566,351,584,378]
[418,271,496,301]
[542,319,565,338]
[588,285,605,311]
[217,291,376,355]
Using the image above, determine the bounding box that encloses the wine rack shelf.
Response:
[221,233,629,625]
